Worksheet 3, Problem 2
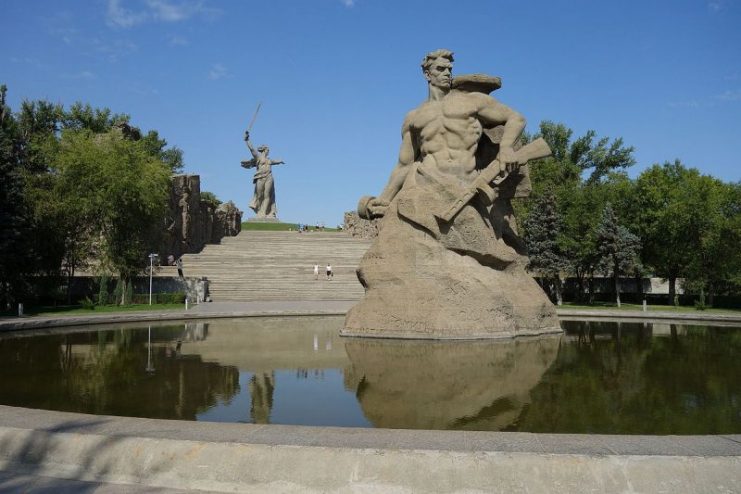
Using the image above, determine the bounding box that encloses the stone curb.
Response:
[2,306,740,333]
[0,406,739,493]
[558,309,741,325]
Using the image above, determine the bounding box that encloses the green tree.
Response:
[200,191,222,209]
[0,85,37,307]
[524,193,568,305]
[7,94,183,304]
[521,122,636,302]
[630,161,733,304]
[682,177,741,306]
[52,129,171,304]
[595,203,641,306]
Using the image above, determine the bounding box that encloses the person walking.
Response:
[326,263,333,281]
[313,264,319,280]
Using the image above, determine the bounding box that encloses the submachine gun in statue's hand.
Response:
[437,137,552,223]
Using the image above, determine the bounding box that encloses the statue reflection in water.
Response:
[249,372,275,424]
[343,336,560,430]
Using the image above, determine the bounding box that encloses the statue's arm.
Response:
[244,131,260,159]
[476,94,526,165]
[376,117,416,205]
[270,159,285,166]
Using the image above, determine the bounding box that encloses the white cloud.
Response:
[717,89,741,102]
[106,0,222,28]
[667,100,701,109]
[146,0,191,21]
[63,70,97,80]
[341,0,356,6]
[9,57,48,70]
[168,34,189,46]
[208,63,228,80]
[107,0,148,28]
[91,38,138,62]
[707,0,728,11]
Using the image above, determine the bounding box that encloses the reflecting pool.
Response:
[1,317,739,434]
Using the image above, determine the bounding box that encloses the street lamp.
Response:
[148,253,159,305]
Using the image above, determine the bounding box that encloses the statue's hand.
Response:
[244,130,250,142]
[367,198,389,218]
[497,147,520,174]
[358,195,388,219]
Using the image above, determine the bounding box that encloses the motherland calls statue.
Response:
[241,130,284,220]
[342,49,561,339]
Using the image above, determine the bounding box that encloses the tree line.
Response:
[520,121,741,307]
[2,87,739,309]
[0,86,184,307]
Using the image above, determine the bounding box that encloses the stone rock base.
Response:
[343,204,560,339]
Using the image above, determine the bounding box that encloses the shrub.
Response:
[97,275,109,305]
[112,279,123,305]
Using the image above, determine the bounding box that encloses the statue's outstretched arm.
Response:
[244,131,259,159]
[270,159,285,166]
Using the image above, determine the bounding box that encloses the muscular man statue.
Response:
[343,49,559,339]
[241,131,284,219]
[365,49,523,222]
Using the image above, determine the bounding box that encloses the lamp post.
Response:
[148,253,159,305]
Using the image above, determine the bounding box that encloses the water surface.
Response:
[1,316,739,434]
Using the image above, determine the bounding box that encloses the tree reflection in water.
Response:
[0,323,239,420]
[516,321,741,434]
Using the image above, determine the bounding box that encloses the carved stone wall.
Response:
[161,174,242,259]
[343,211,380,239]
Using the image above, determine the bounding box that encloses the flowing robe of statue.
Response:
[342,50,560,339]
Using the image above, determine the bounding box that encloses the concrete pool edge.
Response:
[2,301,741,333]
[1,305,740,491]
[0,405,739,493]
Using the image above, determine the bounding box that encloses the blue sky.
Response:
[3,0,740,226]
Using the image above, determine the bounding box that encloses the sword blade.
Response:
[247,102,262,132]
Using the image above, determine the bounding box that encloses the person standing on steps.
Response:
[326,264,333,281]
[176,257,184,279]
[314,264,319,280]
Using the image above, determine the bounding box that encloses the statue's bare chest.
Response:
[411,97,480,135]
[411,96,483,148]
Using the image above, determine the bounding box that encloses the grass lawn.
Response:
[2,303,186,318]
[241,221,340,232]
[560,301,741,314]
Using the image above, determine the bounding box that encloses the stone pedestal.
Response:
[342,198,560,340]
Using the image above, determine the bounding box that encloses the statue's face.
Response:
[425,57,452,89]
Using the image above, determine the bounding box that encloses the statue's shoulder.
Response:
[401,106,422,129]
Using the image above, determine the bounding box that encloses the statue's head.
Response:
[421,49,454,90]
[258,145,269,155]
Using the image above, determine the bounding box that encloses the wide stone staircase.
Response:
[158,231,372,301]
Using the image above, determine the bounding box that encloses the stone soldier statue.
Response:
[241,131,284,219]
[343,49,560,339]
